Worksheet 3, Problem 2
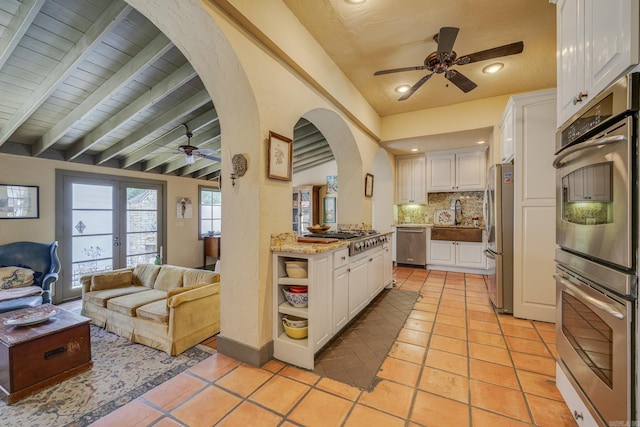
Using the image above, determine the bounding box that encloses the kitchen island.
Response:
[270,232,393,369]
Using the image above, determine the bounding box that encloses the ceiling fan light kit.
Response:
[374,27,524,100]
[483,62,504,74]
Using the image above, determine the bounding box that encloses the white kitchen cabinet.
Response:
[428,240,485,270]
[332,249,349,335]
[426,148,487,192]
[506,89,557,322]
[383,241,393,287]
[368,248,384,298]
[348,253,369,319]
[557,0,639,126]
[396,155,426,204]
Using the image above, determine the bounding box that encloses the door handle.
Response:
[554,274,625,319]
[113,236,120,247]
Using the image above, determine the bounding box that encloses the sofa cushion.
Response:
[90,270,133,291]
[153,265,188,291]
[136,300,169,324]
[84,286,149,307]
[107,289,167,317]
[132,264,161,288]
[184,270,219,287]
[0,266,35,289]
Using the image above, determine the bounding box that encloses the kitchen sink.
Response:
[431,226,483,242]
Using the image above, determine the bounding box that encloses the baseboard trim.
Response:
[216,335,273,368]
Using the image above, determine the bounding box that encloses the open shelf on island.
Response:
[278,277,309,286]
[277,332,308,347]
[278,302,308,318]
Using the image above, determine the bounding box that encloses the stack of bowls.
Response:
[282,286,308,307]
[282,315,308,339]
[285,260,308,278]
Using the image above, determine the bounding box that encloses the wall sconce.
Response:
[230,154,247,186]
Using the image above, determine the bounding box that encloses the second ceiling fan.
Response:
[374,27,524,101]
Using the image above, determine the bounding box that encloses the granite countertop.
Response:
[270,232,349,254]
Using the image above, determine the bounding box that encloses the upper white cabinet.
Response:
[557,0,639,126]
[427,148,487,192]
[505,89,557,323]
[396,155,426,204]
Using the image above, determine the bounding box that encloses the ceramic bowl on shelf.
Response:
[285,260,308,278]
[282,321,308,339]
[287,285,308,294]
[282,288,308,307]
[282,315,308,328]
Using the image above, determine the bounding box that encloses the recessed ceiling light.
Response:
[345,0,366,3]
[395,85,411,93]
[482,63,504,74]
[476,140,486,145]
[410,148,419,152]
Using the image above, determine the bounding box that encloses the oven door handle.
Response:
[553,274,625,319]
[552,134,626,168]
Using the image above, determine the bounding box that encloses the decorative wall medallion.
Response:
[232,154,248,177]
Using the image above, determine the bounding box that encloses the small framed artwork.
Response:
[323,197,336,223]
[267,131,293,181]
[0,184,39,219]
[364,173,374,198]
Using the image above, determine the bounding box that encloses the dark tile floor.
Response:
[313,287,419,389]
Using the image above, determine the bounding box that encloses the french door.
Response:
[55,171,165,302]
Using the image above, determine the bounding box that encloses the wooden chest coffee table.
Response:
[0,304,92,404]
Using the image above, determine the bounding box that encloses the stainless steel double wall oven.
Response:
[554,73,638,425]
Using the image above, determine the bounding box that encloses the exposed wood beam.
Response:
[293,132,324,148]
[0,0,45,71]
[0,1,132,147]
[294,149,334,166]
[293,154,336,173]
[191,162,222,179]
[32,33,174,156]
[122,108,219,168]
[96,89,211,164]
[293,139,330,156]
[65,62,198,160]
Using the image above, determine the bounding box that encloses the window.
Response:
[199,186,221,238]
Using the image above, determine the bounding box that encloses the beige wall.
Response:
[0,154,206,268]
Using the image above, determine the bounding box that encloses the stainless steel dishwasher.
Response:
[396,227,427,266]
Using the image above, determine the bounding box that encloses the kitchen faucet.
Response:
[455,199,463,225]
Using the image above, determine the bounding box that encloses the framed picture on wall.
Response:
[0,184,39,219]
[323,197,336,223]
[364,173,374,198]
[267,131,292,181]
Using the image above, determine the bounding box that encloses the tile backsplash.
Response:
[396,192,484,226]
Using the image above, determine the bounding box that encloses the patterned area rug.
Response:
[1,325,215,427]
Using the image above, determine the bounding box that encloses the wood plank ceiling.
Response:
[0,0,333,179]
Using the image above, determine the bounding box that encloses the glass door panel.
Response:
[70,183,115,290]
[125,186,159,266]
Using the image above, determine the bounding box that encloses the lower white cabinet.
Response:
[428,240,486,271]
[272,238,392,370]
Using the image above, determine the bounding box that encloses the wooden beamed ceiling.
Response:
[0,0,335,180]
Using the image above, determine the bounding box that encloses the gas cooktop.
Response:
[304,230,378,239]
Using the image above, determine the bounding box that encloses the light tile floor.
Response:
[86,267,576,426]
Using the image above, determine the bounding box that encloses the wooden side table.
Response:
[203,236,221,268]
[0,305,92,404]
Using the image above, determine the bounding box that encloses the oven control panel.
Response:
[349,234,388,256]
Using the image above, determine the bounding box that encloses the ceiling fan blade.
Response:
[197,154,221,162]
[374,65,427,76]
[194,148,217,155]
[446,69,477,93]
[436,27,459,56]
[398,73,433,101]
[458,41,524,64]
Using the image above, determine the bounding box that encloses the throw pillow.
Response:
[90,270,134,291]
[0,266,35,289]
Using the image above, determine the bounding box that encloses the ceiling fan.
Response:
[374,27,524,101]
[178,124,220,165]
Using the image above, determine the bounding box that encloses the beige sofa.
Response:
[81,264,220,356]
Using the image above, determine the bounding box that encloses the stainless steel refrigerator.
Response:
[483,163,514,313]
